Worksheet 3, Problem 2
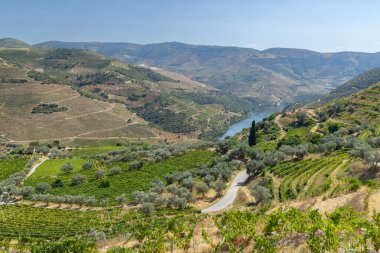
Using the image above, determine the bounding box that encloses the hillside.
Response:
[315,67,380,105]
[0,38,30,48]
[36,41,380,105]
[0,41,251,143]
[0,70,379,252]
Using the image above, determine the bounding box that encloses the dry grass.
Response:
[0,82,189,144]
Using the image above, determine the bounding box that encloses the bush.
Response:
[99,180,110,188]
[51,179,64,188]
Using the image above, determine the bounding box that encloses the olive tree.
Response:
[36,182,51,193]
[60,162,74,173]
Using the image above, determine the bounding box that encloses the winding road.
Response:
[202,170,249,213]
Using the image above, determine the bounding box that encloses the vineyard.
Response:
[24,150,214,201]
[0,205,378,252]
[0,205,106,239]
[0,156,28,181]
[268,152,352,202]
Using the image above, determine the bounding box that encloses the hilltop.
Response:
[0,42,250,144]
[36,41,380,105]
[0,38,30,48]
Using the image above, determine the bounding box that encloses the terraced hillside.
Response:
[0,43,251,143]
[268,152,351,202]
[323,82,380,127]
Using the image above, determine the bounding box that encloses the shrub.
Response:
[99,180,110,188]
[51,179,64,188]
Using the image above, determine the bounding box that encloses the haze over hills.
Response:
[36,41,380,105]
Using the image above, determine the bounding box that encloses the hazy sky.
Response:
[1,0,380,52]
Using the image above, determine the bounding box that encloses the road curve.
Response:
[202,170,249,213]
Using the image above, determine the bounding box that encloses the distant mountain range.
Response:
[35,41,380,104]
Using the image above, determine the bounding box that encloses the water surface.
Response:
[220,106,285,140]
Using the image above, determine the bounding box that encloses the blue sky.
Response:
[1,0,380,52]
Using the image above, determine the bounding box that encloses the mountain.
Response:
[0,44,249,144]
[35,41,380,104]
[0,38,30,48]
[315,67,380,105]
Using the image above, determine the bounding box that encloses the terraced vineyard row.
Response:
[0,156,29,181]
[268,152,350,202]
[0,205,108,239]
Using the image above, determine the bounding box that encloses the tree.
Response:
[295,145,309,160]
[140,202,155,216]
[149,179,165,194]
[211,181,226,196]
[250,185,272,205]
[364,149,380,171]
[36,182,51,193]
[51,179,64,188]
[110,166,121,175]
[85,196,96,208]
[216,139,232,154]
[82,162,94,170]
[328,122,340,133]
[248,120,257,146]
[246,160,265,176]
[71,175,86,185]
[195,182,209,197]
[95,169,106,180]
[60,162,74,173]
[181,177,195,191]
[116,194,128,207]
[19,186,35,198]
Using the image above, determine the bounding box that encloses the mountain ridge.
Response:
[34,40,380,105]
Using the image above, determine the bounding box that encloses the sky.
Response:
[1,0,380,52]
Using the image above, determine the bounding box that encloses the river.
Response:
[220,106,285,140]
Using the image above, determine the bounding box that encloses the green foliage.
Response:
[248,120,257,147]
[0,156,28,181]
[31,103,68,114]
[25,150,213,202]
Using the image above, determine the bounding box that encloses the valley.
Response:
[0,38,380,252]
